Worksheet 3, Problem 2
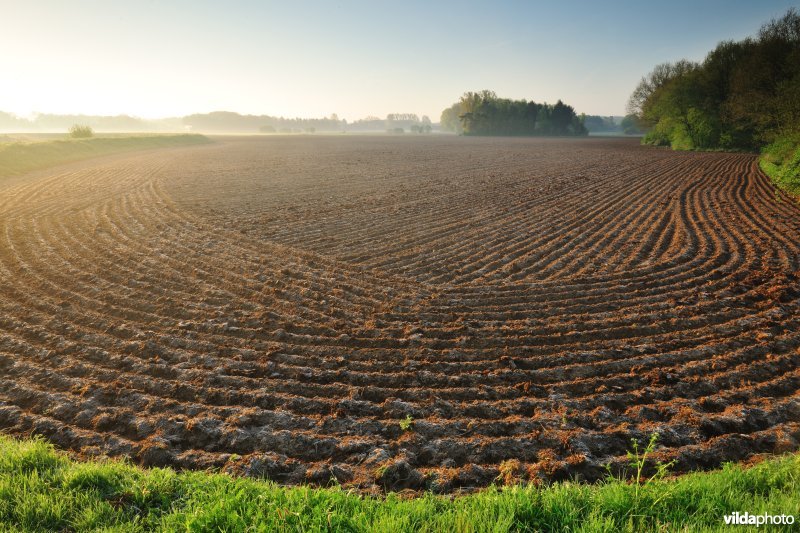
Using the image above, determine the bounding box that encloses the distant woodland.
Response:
[0,112,185,133]
[0,111,434,134]
[440,91,587,136]
[582,115,643,135]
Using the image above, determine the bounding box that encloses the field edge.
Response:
[1,433,798,532]
[0,134,211,179]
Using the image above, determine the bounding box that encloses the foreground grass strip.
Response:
[0,435,798,531]
[0,134,211,178]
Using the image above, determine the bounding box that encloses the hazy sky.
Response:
[1,0,796,121]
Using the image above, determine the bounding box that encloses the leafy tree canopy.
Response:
[440,91,587,137]
[629,8,800,151]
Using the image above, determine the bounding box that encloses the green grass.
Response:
[0,134,211,179]
[0,435,798,532]
[760,134,800,197]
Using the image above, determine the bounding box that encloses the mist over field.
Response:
[1,1,796,125]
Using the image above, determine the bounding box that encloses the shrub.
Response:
[642,118,676,147]
[68,125,94,139]
[760,134,800,195]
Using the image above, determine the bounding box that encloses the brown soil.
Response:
[0,135,798,494]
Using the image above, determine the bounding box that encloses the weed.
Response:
[625,433,677,514]
[399,415,414,432]
[374,464,389,479]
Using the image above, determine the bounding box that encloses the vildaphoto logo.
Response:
[723,512,795,527]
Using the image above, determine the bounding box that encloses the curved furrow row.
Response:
[0,136,797,493]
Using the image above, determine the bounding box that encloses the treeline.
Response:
[582,115,621,133]
[0,112,184,133]
[0,111,346,134]
[583,115,644,135]
[347,114,432,133]
[0,110,437,134]
[629,9,800,152]
[440,91,587,136]
[178,112,432,133]
[184,112,345,133]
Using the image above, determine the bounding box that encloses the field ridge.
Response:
[0,135,797,493]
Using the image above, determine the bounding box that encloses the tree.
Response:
[628,60,698,119]
[621,114,643,135]
[629,8,800,151]
[442,91,585,137]
[440,103,463,133]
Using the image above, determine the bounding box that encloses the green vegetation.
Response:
[399,415,414,431]
[622,434,675,512]
[1,434,798,531]
[620,115,644,135]
[440,91,587,137]
[629,8,800,151]
[68,124,94,139]
[0,134,210,179]
[760,134,800,196]
[629,8,800,195]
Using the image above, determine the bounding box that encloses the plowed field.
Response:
[1,136,798,493]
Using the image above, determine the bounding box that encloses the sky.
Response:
[0,0,797,121]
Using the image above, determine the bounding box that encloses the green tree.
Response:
[440,103,462,133]
[443,91,585,137]
[621,114,643,135]
[630,8,800,151]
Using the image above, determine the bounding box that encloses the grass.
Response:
[760,134,800,197]
[0,134,211,179]
[0,434,798,532]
